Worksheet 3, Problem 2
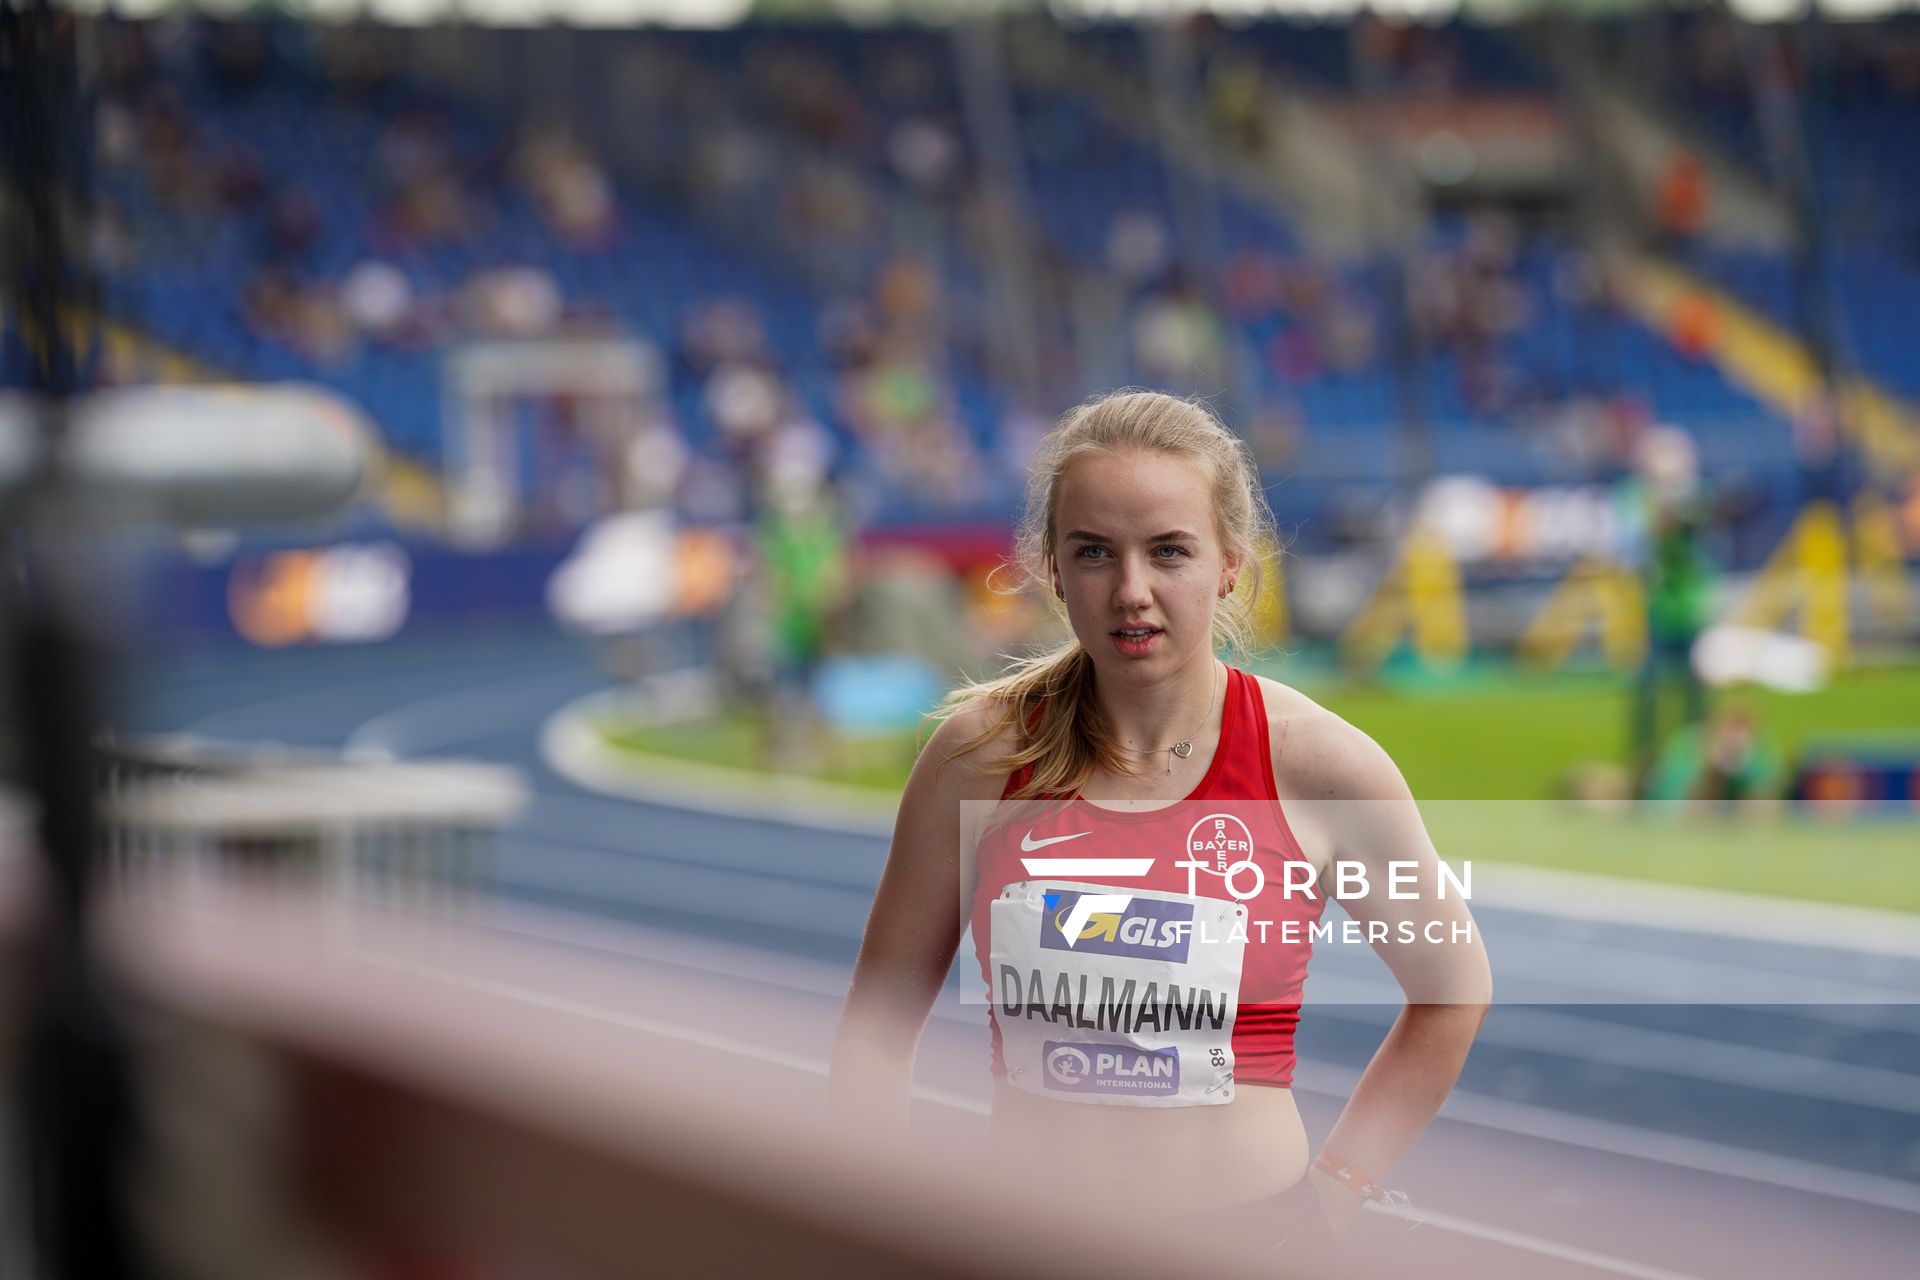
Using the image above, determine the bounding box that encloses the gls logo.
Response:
[1040,891,1194,962]
[1046,893,1134,948]
[1018,829,1153,880]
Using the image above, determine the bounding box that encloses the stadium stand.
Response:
[58,15,1882,563]
[1617,10,1920,401]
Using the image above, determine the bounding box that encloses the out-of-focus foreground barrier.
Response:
[1,863,1297,1279]
[0,837,1580,1280]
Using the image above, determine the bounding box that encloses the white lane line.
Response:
[343,669,605,759]
[496,836,876,937]
[1303,974,1920,1112]
[540,690,897,835]
[179,655,560,740]
[420,970,836,1076]
[497,798,883,884]
[374,958,1710,1280]
[1417,915,1920,1004]
[1373,1205,1706,1280]
[1474,863,1920,962]
[1303,951,1910,1013]
[1493,1007,1920,1115]
[1293,1059,1920,1217]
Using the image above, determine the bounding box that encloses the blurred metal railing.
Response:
[98,736,529,907]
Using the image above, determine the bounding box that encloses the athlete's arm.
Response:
[830,704,999,1134]
[1276,704,1492,1229]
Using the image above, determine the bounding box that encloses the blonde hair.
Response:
[936,390,1279,800]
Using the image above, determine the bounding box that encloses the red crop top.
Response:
[969,666,1324,1091]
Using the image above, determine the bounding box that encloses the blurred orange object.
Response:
[1657,150,1711,241]
[1668,291,1723,361]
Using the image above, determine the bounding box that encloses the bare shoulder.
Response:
[1252,673,1413,803]
[911,695,1024,804]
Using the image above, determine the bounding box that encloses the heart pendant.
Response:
[1171,741,1193,759]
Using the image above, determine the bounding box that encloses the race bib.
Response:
[989,881,1246,1107]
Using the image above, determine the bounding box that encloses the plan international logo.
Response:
[1043,1041,1180,1097]
[1040,891,1194,963]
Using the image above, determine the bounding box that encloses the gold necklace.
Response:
[1124,663,1223,774]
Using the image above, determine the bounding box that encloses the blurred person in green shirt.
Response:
[1626,428,1717,792]
[754,475,851,768]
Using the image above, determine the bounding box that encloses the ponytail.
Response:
[932,643,1112,802]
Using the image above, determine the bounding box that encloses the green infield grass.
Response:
[1280,657,1920,802]
[599,658,1920,913]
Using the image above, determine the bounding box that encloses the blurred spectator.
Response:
[871,258,940,337]
[1106,212,1170,287]
[759,404,839,505]
[1322,294,1378,374]
[514,125,620,249]
[1645,704,1785,807]
[1245,403,1304,472]
[682,299,769,375]
[1789,390,1848,503]
[691,120,776,208]
[463,266,562,339]
[1536,394,1643,474]
[680,453,749,525]
[1403,212,1532,416]
[704,361,786,457]
[212,145,266,214]
[89,207,139,276]
[817,297,879,368]
[244,268,353,367]
[622,410,692,513]
[753,475,852,768]
[1206,55,1272,156]
[340,261,416,343]
[887,117,960,194]
[1667,291,1723,363]
[265,189,324,263]
[1132,280,1228,392]
[1222,248,1286,322]
[1629,427,1716,791]
[1655,149,1711,248]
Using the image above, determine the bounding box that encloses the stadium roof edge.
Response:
[47,0,1920,32]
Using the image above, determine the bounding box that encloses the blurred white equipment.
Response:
[547,509,679,635]
[0,385,370,525]
[443,339,662,547]
[1692,625,1831,694]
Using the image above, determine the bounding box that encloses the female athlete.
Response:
[831,391,1490,1264]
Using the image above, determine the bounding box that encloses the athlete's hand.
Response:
[1306,1166,1367,1235]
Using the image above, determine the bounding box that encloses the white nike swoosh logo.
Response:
[1021,830,1092,852]
[1022,857,1155,877]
